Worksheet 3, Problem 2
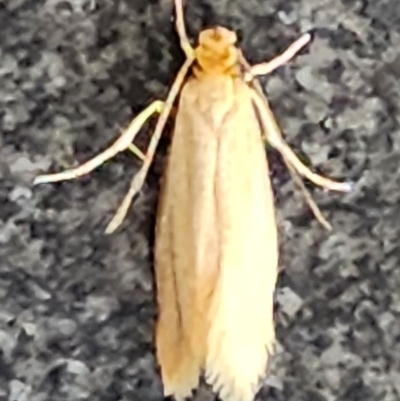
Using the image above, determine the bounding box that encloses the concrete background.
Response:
[1,0,400,400]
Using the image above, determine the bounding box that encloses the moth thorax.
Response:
[194,26,239,75]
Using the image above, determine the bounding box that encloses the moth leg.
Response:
[239,56,331,229]
[128,144,146,161]
[251,91,352,193]
[33,100,164,185]
[282,158,332,230]
[175,0,195,59]
[244,33,311,80]
[105,57,193,234]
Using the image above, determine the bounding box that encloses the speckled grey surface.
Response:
[1,0,399,400]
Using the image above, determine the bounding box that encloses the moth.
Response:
[34,1,352,400]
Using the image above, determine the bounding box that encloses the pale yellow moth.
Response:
[34,1,352,400]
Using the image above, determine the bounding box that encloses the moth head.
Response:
[195,26,239,74]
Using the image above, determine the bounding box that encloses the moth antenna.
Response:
[105,57,193,233]
[240,54,332,229]
[175,0,195,58]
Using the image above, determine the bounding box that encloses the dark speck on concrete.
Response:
[1,0,399,400]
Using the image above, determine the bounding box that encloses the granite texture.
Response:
[1,0,399,400]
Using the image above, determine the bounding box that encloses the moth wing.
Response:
[154,78,219,398]
[154,146,202,398]
[155,77,278,401]
[203,80,279,401]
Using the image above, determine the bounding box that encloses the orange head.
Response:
[194,26,240,76]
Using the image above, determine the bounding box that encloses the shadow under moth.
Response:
[34,0,353,400]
